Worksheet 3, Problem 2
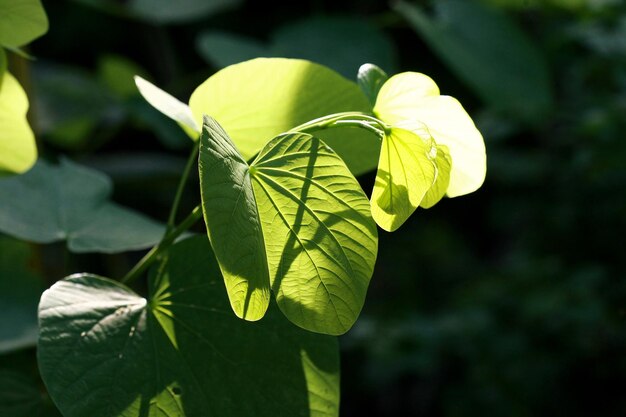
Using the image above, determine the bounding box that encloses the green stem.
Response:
[290,111,387,138]
[167,142,199,230]
[121,205,203,285]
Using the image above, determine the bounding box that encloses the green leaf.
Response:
[0,50,6,86]
[373,72,486,198]
[371,125,437,232]
[395,0,553,123]
[0,237,43,354]
[200,117,378,335]
[189,58,379,175]
[357,63,389,107]
[198,116,270,321]
[0,0,48,48]
[38,236,339,417]
[420,144,452,209]
[134,75,200,136]
[0,159,165,253]
[0,72,37,175]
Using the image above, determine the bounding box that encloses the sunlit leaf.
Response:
[371,126,436,232]
[200,117,378,335]
[134,75,199,135]
[0,0,48,48]
[38,236,339,417]
[0,72,37,175]
[0,159,164,253]
[189,58,379,175]
[374,72,486,198]
[395,0,552,123]
[357,63,389,107]
[199,116,270,321]
[420,144,452,209]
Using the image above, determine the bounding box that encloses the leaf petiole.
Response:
[121,205,203,285]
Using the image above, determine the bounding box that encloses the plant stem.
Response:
[290,112,387,138]
[167,142,199,231]
[121,205,203,285]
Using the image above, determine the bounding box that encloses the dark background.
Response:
[3,0,626,415]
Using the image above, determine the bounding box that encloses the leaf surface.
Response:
[371,126,436,232]
[189,58,379,175]
[0,0,48,48]
[395,0,552,122]
[38,236,340,417]
[374,72,486,198]
[0,72,37,175]
[200,117,378,335]
[0,159,164,253]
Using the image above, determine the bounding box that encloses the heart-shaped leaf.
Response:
[189,58,379,175]
[371,125,437,232]
[0,159,165,253]
[0,72,37,175]
[38,236,339,417]
[200,116,378,335]
[0,0,48,48]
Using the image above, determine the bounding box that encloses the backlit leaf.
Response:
[374,72,486,198]
[371,126,436,232]
[200,117,378,335]
[134,76,199,135]
[189,58,379,175]
[421,144,452,209]
[198,116,270,321]
[0,72,37,175]
[38,236,339,417]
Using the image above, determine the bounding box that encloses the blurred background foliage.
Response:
[1,0,625,415]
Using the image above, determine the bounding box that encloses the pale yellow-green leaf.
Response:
[371,126,436,232]
[421,144,451,209]
[374,72,486,197]
[0,72,36,175]
[134,75,200,135]
[189,57,379,174]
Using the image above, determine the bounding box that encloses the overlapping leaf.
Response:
[0,159,164,253]
[371,126,437,232]
[190,58,380,175]
[0,72,37,175]
[373,72,486,199]
[200,116,378,335]
[38,236,339,417]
